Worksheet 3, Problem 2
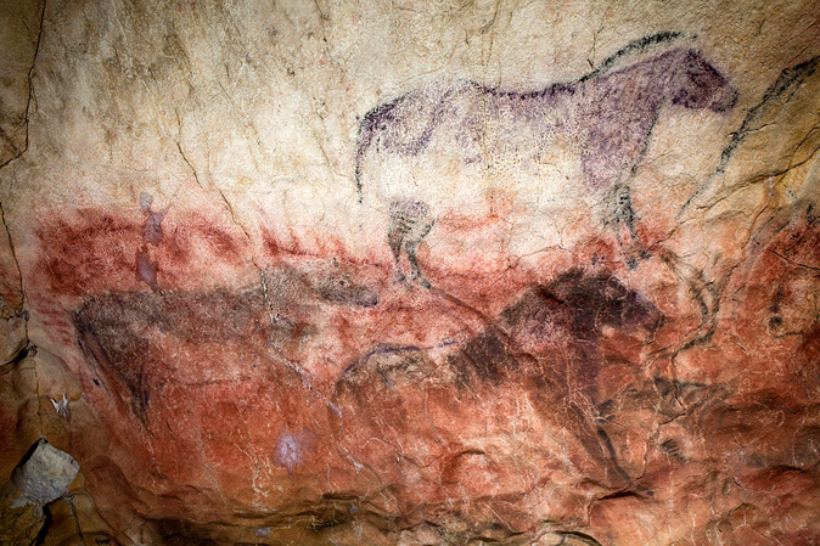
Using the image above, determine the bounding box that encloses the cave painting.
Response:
[356,34,738,275]
[73,265,379,424]
[333,268,664,487]
[387,199,435,288]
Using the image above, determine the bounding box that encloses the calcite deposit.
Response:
[0,1,818,544]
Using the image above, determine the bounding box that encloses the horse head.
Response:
[670,49,738,112]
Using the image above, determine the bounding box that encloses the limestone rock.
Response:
[0,439,79,544]
[11,439,79,506]
[0,0,43,166]
[0,203,26,366]
[0,0,818,544]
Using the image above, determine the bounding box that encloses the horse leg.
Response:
[388,199,434,287]
[387,228,406,282]
[613,185,638,238]
[405,238,431,289]
[612,184,649,268]
[405,218,434,289]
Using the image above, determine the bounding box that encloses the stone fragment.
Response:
[0,439,79,544]
[10,439,79,507]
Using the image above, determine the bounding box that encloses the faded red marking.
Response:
[35,211,138,296]
[195,223,242,257]
[34,208,249,297]
[30,202,706,522]
[262,226,318,260]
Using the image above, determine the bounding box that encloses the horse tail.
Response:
[353,127,371,204]
[354,97,404,204]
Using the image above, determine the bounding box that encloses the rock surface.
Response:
[1,439,79,545]
[0,1,818,544]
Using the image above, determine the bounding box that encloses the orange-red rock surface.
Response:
[0,1,818,544]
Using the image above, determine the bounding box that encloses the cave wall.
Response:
[0,1,818,544]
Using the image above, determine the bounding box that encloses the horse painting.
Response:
[355,38,738,282]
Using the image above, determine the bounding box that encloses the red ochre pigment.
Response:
[25,202,818,527]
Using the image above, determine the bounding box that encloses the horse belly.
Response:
[369,119,590,249]
[361,89,606,269]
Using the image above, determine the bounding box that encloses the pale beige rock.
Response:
[0,1,818,544]
[0,0,43,166]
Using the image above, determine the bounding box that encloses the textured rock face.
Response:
[0,1,818,544]
[0,439,80,545]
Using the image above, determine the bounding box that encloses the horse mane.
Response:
[483,31,691,96]
[354,31,694,201]
[579,31,689,83]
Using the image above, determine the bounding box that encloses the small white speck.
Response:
[277,433,301,472]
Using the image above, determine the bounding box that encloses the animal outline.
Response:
[73,264,379,424]
[355,34,738,271]
[387,199,435,288]
[355,42,737,196]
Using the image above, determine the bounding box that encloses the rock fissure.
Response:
[1,3,818,544]
[0,0,46,172]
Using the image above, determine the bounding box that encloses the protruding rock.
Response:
[10,439,79,507]
[0,439,79,543]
